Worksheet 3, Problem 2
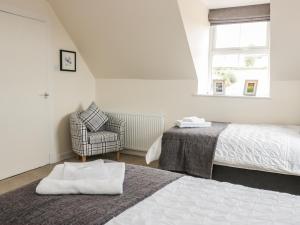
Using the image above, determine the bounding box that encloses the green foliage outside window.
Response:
[244,56,256,67]
[214,68,237,87]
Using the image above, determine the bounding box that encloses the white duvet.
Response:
[214,124,300,176]
[106,176,300,225]
[146,124,300,176]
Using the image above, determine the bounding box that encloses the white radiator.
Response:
[106,112,164,152]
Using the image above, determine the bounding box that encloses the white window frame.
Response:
[208,22,271,97]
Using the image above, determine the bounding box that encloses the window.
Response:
[208,21,270,97]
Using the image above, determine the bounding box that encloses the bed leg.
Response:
[116,151,120,161]
[81,156,86,162]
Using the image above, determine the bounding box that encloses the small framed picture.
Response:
[60,50,76,72]
[244,80,258,96]
[213,80,225,95]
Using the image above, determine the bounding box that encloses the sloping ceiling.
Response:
[47,0,197,79]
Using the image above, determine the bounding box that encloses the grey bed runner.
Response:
[0,164,182,225]
[159,122,228,178]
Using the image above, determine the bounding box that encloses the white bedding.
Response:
[214,124,300,176]
[146,124,300,176]
[106,176,300,225]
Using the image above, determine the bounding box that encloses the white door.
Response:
[0,11,50,180]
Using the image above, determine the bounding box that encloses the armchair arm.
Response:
[69,112,89,155]
[105,114,126,149]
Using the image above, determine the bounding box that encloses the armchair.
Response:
[70,112,125,162]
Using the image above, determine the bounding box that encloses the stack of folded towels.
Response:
[175,116,211,128]
[36,160,125,195]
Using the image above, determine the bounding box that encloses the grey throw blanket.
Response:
[0,164,182,225]
[159,122,228,178]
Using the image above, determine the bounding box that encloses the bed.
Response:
[146,123,300,177]
[1,163,300,225]
[215,124,300,175]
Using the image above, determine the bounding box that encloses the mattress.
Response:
[107,175,300,225]
[146,124,300,176]
[214,124,300,176]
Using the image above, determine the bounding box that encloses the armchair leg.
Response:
[116,151,120,161]
[81,156,86,162]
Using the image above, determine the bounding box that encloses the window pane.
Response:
[215,22,268,48]
[211,54,269,96]
[212,54,268,68]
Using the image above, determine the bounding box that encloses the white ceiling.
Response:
[202,0,270,9]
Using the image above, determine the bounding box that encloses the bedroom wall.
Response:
[177,0,210,93]
[96,79,300,128]
[0,0,95,162]
[271,0,300,81]
[96,0,300,128]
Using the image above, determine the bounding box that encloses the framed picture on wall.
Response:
[244,80,258,96]
[213,80,225,95]
[60,50,76,72]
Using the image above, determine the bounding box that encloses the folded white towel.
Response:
[63,160,108,180]
[182,117,205,123]
[36,162,125,195]
[63,159,106,179]
[64,159,104,168]
[175,120,212,128]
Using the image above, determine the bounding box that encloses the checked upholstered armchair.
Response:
[70,104,125,162]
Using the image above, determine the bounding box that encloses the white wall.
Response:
[96,0,300,128]
[271,0,300,81]
[96,79,300,128]
[177,0,210,93]
[0,0,95,162]
[49,4,95,162]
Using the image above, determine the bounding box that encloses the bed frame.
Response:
[213,165,300,195]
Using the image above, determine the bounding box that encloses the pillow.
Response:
[79,102,108,132]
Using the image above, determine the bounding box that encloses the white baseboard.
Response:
[60,151,75,161]
[50,149,145,163]
[50,150,75,164]
[122,149,146,157]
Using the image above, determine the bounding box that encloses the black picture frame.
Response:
[60,50,76,72]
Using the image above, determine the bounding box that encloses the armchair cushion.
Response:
[88,131,118,144]
[105,115,126,149]
[80,102,108,132]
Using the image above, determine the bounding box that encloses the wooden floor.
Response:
[2,153,300,196]
[0,153,157,195]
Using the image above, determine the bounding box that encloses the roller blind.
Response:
[208,4,270,25]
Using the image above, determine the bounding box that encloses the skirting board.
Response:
[63,149,146,158]
[122,149,146,157]
[51,149,146,163]
[50,150,75,164]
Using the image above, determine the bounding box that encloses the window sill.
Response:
[193,93,271,100]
